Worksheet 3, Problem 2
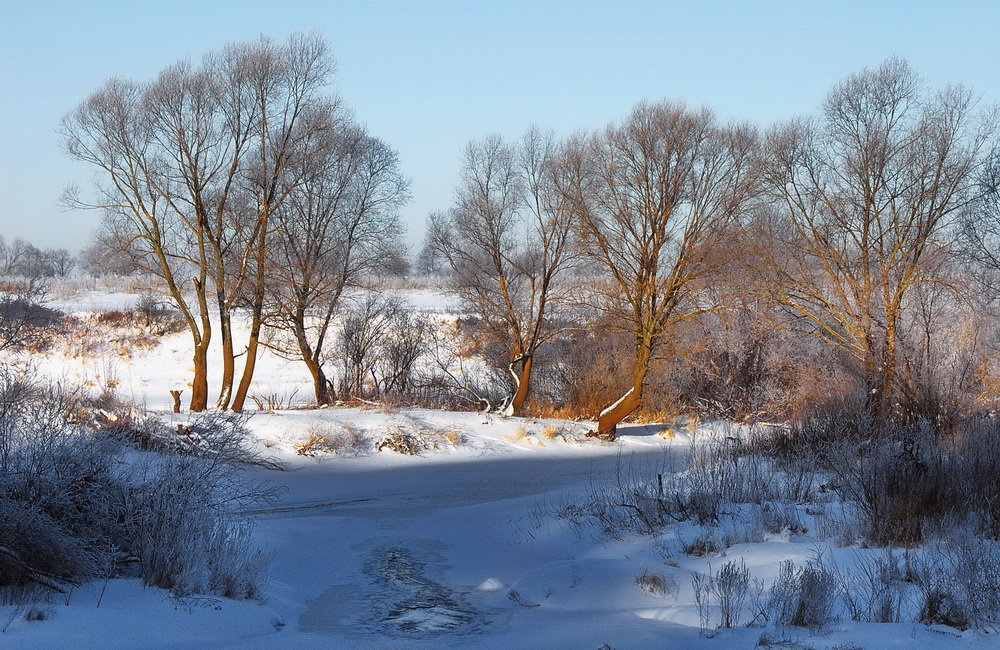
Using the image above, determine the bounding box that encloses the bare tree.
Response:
[558,101,758,439]
[0,278,58,354]
[63,75,218,411]
[62,33,339,411]
[228,34,339,411]
[264,126,407,405]
[759,58,994,423]
[431,128,576,416]
[45,249,75,277]
[962,147,1000,303]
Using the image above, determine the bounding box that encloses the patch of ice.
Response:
[477,577,504,592]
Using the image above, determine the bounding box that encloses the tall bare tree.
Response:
[63,34,339,411]
[63,75,220,410]
[760,58,993,422]
[559,101,758,439]
[265,126,408,404]
[962,147,1000,302]
[225,34,337,411]
[431,128,576,416]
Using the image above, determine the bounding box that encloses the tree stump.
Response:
[169,390,183,413]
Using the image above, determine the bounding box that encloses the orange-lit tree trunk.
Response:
[594,340,652,440]
[506,355,534,417]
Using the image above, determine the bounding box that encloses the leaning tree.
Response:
[558,101,758,439]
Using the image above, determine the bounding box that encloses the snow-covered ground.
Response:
[2,283,997,648]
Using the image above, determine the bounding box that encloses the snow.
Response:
[2,283,998,648]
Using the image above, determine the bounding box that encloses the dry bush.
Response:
[683,532,724,558]
[376,427,425,455]
[248,388,301,411]
[58,306,185,358]
[635,570,676,597]
[295,423,370,457]
[765,558,838,632]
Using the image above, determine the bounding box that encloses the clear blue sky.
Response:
[1,0,997,252]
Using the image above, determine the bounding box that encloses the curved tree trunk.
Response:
[504,355,533,417]
[304,355,331,405]
[230,322,260,412]
[593,344,651,441]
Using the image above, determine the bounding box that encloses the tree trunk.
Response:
[230,318,260,412]
[593,344,651,441]
[505,355,533,417]
[169,390,183,413]
[217,309,235,409]
[190,341,210,412]
[305,356,331,405]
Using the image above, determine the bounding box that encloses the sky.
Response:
[1,0,998,252]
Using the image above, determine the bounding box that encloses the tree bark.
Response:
[217,308,235,409]
[593,344,651,440]
[169,390,182,413]
[304,355,331,405]
[190,341,210,412]
[505,355,533,417]
[230,316,260,412]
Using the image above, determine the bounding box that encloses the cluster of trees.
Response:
[427,58,997,438]
[65,39,997,437]
[63,33,407,411]
[0,237,74,278]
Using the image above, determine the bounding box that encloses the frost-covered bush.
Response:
[555,436,817,540]
[753,413,1000,546]
[911,531,1000,629]
[295,423,371,457]
[836,549,905,624]
[766,558,838,631]
[713,559,750,628]
[0,372,276,601]
[121,455,275,599]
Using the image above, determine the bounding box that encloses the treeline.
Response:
[422,57,997,438]
[64,36,999,437]
[63,34,408,412]
[0,238,74,279]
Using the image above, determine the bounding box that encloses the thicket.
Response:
[0,372,276,607]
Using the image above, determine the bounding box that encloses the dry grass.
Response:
[376,426,425,455]
[635,570,676,598]
[295,423,370,457]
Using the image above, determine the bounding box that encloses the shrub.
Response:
[682,532,724,557]
[0,373,275,602]
[713,559,750,628]
[911,530,1000,629]
[295,423,371,457]
[376,427,424,455]
[767,558,838,631]
[635,570,676,598]
[835,549,904,623]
